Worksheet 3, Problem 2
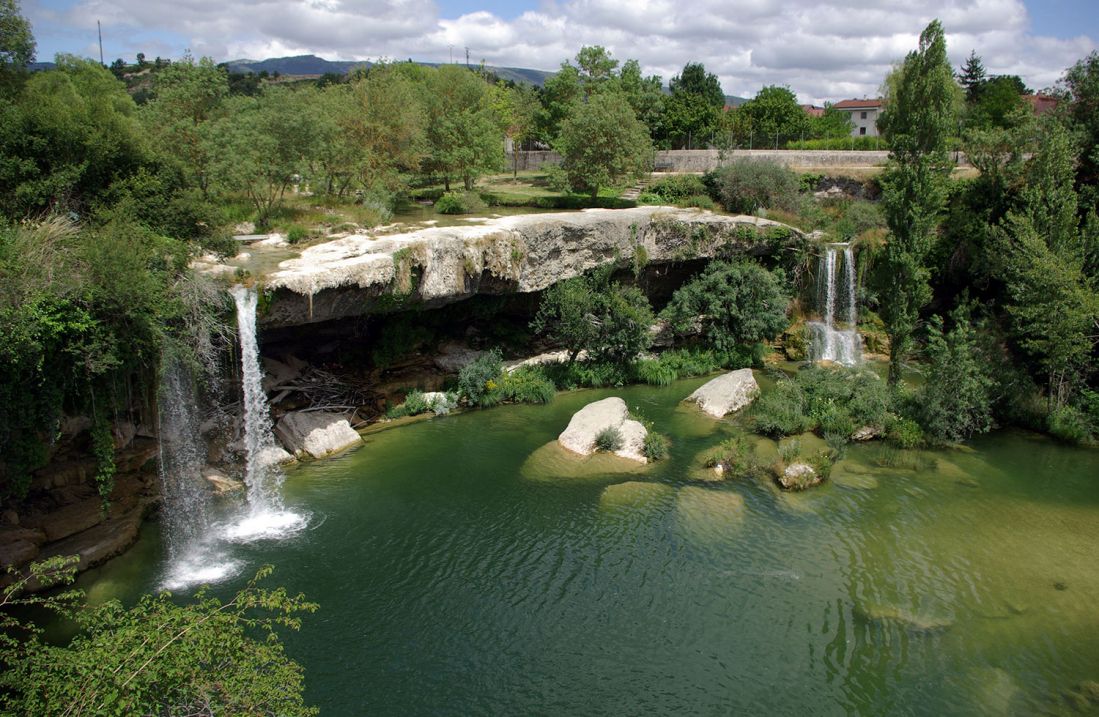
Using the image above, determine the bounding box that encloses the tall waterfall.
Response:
[156,358,211,559]
[228,285,304,540]
[807,243,861,365]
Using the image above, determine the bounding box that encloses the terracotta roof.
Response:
[834,98,882,110]
[1022,94,1058,115]
[800,104,825,117]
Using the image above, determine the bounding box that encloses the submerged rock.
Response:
[202,466,244,495]
[777,462,821,491]
[275,411,363,460]
[675,486,746,541]
[854,603,953,633]
[684,369,760,418]
[557,397,647,463]
[600,481,674,511]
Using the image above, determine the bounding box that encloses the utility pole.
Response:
[465,47,470,69]
[97,20,104,66]
[449,45,453,64]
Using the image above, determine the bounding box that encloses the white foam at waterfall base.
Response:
[159,538,242,591]
[222,509,309,542]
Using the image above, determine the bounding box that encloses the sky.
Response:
[22,0,1099,103]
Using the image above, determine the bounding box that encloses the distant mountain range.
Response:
[224,54,555,87]
[30,53,747,104]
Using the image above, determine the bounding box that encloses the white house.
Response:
[833,99,882,137]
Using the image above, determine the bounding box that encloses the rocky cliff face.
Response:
[234,207,804,328]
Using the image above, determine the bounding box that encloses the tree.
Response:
[342,64,426,193]
[0,557,318,715]
[661,62,725,148]
[490,81,539,176]
[421,65,502,191]
[811,103,854,139]
[575,45,618,90]
[619,59,664,139]
[530,270,654,363]
[661,260,789,354]
[875,19,958,384]
[737,85,811,146]
[554,90,652,198]
[1058,51,1099,196]
[967,75,1028,130]
[919,305,995,442]
[142,54,229,197]
[958,50,986,103]
[0,0,34,71]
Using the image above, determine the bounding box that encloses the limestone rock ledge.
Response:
[558,397,648,463]
[243,207,802,327]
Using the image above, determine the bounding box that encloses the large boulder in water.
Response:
[275,411,362,459]
[557,397,648,463]
[684,369,759,418]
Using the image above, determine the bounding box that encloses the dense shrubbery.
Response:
[594,426,623,452]
[648,174,709,203]
[750,367,892,441]
[661,260,789,355]
[706,160,802,214]
[434,191,486,215]
[785,136,888,151]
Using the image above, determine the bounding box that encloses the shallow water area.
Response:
[77,377,1099,715]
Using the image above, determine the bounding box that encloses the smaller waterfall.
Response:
[156,358,211,557]
[807,243,861,365]
[157,357,238,590]
[228,285,305,541]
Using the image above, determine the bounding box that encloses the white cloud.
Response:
[50,0,1096,102]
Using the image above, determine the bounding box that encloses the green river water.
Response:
[76,375,1099,715]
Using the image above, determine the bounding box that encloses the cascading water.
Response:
[807,243,861,365]
[156,357,238,589]
[156,359,211,555]
[227,285,306,540]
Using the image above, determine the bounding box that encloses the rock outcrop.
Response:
[224,207,804,327]
[557,397,648,463]
[684,369,760,418]
[777,462,821,491]
[274,411,363,459]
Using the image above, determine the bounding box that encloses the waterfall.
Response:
[156,358,211,559]
[807,243,861,366]
[157,357,238,590]
[227,285,305,541]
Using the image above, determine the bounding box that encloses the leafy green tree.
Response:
[531,271,654,363]
[737,85,810,147]
[1057,51,1099,196]
[206,87,321,221]
[875,19,958,384]
[967,75,1028,130]
[142,54,229,197]
[661,62,725,148]
[619,59,665,138]
[661,260,789,354]
[536,62,581,142]
[490,81,539,176]
[344,64,426,193]
[0,0,34,73]
[919,305,995,442]
[554,90,652,198]
[811,103,854,138]
[0,557,318,716]
[575,45,619,90]
[421,65,502,191]
[992,118,1098,408]
[0,55,148,218]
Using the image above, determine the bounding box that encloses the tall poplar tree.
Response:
[875,19,958,384]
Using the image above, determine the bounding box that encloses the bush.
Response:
[752,380,811,437]
[785,136,888,150]
[595,426,623,452]
[635,358,678,386]
[498,366,556,404]
[403,389,429,415]
[642,432,670,461]
[649,174,709,203]
[707,160,801,214]
[286,224,309,244]
[457,349,504,405]
[1048,405,1094,445]
[636,192,664,205]
[435,191,485,215]
[661,260,789,355]
[683,194,717,210]
[886,416,925,449]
